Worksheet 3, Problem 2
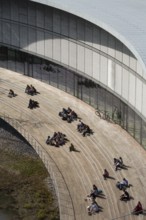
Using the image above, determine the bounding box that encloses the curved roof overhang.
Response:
[30,0,146,76]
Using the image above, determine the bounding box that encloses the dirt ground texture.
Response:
[0,119,59,220]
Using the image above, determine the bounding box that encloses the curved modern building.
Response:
[0,0,146,148]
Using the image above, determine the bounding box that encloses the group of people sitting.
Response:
[28,99,39,109]
[25,84,38,96]
[86,184,103,215]
[59,107,78,123]
[102,157,144,216]
[77,120,92,137]
[46,132,67,147]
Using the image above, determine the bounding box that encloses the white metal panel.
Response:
[122,68,129,101]
[61,12,69,36]
[128,72,136,106]
[77,19,85,43]
[69,15,77,39]
[28,27,37,53]
[2,22,11,45]
[93,27,100,50]
[108,59,115,90]
[37,31,45,55]
[115,40,123,62]
[77,45,84,72]
[85,22,93,47]
[44,33,53,58]
[61,38,69,65]
[142,82,146,118]
[92,51,100,81]
[108,35,116,58]
[100,56,108,85]
[36,4,44,28]
[135,77,142,112]
[69,41,77,68]
[123,45,130,66]
[53,35,61,61]
[129,53,136,71]
[101,30,108,54]
[85,48,92,76]
[53,9,61,34]
[30,0,146,73]
[137,61,143,77]
[115,64,122,95]
[11,23,19,47]
[20,26,28,49]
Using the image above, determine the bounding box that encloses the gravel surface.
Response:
[0,118,38,158]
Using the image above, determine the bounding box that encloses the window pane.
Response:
[127,107,135,137]
[134,114,142,143]
[142,121,146,149]
[98,85,106,111]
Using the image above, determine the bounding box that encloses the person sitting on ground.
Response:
[132,201,143,215]
[67,107,72,114]
[69,143,75,152]
[28,99,34,109]
[89,184,102,198]
[121,178,128,187]
[32,100,39,108]
[116,181,122,190]
[119,156,123,165]
[87,201,99,215]
[25,85,31,94]
[120,190,130,201]
[103,169,109,180]
[116,178,129,190]
[77,120,85,133]
[8,89,15,98]
[46,136,50,145]
[30,84,37,95]
[28,99,39,109]
[83,125,91,137]
[114,158,122,171]
[25,84,38,95]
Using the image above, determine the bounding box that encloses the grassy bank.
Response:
[0,149,59,220]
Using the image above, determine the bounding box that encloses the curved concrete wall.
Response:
[0,0,146,120]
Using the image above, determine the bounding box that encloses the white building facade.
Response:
[0,0,146,148]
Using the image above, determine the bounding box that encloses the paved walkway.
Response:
[0,68,146,220]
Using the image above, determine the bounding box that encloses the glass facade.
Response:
[0,45,146,149]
